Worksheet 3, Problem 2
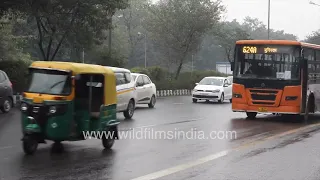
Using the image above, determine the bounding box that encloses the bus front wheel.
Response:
[246,112,257,119]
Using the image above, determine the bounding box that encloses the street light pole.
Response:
[268,0,271,39]
[144,33,147,68]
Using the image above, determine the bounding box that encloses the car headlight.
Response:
[49,106,57,114]
[21,103,28,111]
[212,89,220,93]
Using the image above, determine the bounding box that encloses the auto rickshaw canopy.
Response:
[29,61,117,105]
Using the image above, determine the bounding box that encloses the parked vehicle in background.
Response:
[192,76,232,103]
[131,73,157,108]
[0,70,13,113]
[106,66,137,119]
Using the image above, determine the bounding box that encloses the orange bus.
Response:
[231,40,320,121]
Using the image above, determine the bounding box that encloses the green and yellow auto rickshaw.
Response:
[20,61,119,155]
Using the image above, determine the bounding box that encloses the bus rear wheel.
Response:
[246,112,257,119]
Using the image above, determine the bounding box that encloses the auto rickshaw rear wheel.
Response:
[51,141,64,153]
[102,137,114,149]
[22,135,38,155]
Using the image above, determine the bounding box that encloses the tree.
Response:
[216,20,250,63]
[0,16,31,61]
[2,0,129,61]
[242,16,297,40]
[146,0,224,79]
[305,30,320,44]
[113,0,151,67]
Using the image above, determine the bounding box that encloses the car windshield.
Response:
[26,68,71,95]
[234,45,300,80]
[199,78,223,86]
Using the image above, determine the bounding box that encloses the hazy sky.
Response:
[152,0,320,40]
[222,0,320,40]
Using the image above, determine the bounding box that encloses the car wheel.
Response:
[0,97,12,113]
[229,98,232,103]
[192,98,197,103]
[123,99,135,119]
[218,93,224,103]
[148,95,156,108]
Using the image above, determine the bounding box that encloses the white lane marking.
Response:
[121,118,204,131]
[131,150,229,180]
[173,103,184,105]
[0,146,13,150]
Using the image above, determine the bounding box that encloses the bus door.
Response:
[300,57,308,113]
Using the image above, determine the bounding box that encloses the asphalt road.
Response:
[1,96,320,180]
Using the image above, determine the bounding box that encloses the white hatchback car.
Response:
[192,76,232,103]
[131,73,157,108]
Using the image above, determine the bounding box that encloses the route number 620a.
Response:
[242,46,257,54]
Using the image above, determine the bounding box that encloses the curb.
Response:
[13,89,192,103]
[156,89,192,97]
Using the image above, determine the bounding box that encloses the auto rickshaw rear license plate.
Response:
[258,107,267,112]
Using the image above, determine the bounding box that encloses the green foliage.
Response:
[0,59,32,93]
[216,20,250,62]
[86,45,127,67]
[0,19,31,61]
[305,31,320,44]
[146,0,225,79]
[1,0,129,61]
[0,0,304,88]
[241,17,297,40]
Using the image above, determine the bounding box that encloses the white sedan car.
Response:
[192,76,232,103]
[131,73,157,108]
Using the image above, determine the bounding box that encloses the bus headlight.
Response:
[233,93,242,98]
[49,106,57,114]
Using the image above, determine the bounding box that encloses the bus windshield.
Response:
[234,45,301,80]
[26,68,72,95]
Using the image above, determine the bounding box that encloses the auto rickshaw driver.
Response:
[20,61,119,155]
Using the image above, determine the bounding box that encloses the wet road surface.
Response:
[1,96,320,180]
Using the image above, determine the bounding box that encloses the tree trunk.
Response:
[174,62,183,80]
